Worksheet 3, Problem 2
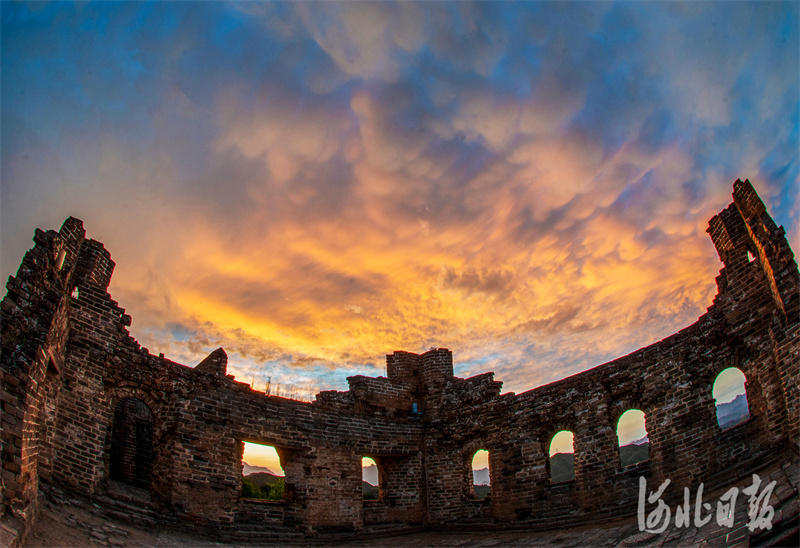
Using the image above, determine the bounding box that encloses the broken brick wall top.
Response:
[1,179,798,544]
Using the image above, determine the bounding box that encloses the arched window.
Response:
[471,449,490,500]
[617,409,649,467]
[110,397,154,489]
[241,441,285,500]
[362,456,380,500]
[712,367,750,429]
[548,430,575,483]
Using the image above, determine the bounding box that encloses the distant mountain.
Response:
[246,471,282,487]
[620,442,649,467]
[629,436,649,446]
[550,452,575,483]
[363,481,379,500]
[472,467,489,486]
[361,466,379,499]
[474,484,490,500]
[243,462,280,476]
[362,464,378,487]
[717,394,749,429]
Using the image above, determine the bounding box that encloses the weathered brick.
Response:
[1,180,797,541]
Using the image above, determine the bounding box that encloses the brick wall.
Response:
[1,218,87,546]
[1,180,797,543]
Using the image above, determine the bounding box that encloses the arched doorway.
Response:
[110,397,154,489]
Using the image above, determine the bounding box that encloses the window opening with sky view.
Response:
[362,457,379,500]
[241,441,285,500]
[549,430,575,483]
[471,449,490,500]
[616,409,649,467]
[713,367,750,429]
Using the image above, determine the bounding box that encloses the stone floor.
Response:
[24,460,798,547]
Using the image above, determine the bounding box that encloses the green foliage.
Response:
[242,476,284,500]
[242,476,259,499]
[269,478,285,500]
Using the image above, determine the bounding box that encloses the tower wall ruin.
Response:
[1,179,798,545]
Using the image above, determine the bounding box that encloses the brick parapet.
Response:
[1,180,798,542]
[0,218,88,547]
[346,375,417,414]
[386,351,420,383]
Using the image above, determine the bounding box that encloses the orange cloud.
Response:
[3,1,795,402]
[103,100,727,397]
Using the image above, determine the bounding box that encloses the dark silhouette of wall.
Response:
[1,179,797,545]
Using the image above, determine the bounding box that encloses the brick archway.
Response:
[109,397,154,489]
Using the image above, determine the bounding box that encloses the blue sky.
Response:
[2,1,797,399]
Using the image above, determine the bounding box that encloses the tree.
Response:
[242,476,284,500]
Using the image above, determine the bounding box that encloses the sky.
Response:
[243,444,377,478]
[2,2,798,403]
[243,441,284,476]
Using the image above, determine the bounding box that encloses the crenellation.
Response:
[1,179,798,544]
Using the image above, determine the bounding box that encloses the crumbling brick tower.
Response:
[1,179,798,546]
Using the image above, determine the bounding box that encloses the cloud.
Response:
[439,264,516,296]
[515,305,583,336]
[2,1,796,397]
[295,2,426,83]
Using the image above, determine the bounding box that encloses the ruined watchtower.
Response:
[1,179,797,546]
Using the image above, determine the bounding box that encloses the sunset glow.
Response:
[472,450,489,471]
[617,410,648,447]
[713,368,748,405]
[2,2,797,400]
[242,442,284,477]
[549,431,575,457]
